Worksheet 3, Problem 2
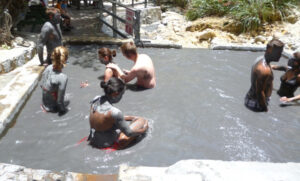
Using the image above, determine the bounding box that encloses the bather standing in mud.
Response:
[88,77,148,149]
[245,39,284,112]
[41,46,68,115]
[37,7,63,66]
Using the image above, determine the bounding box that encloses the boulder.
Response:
[286,15,298,24]
[254,35,267,44]
[186,17,242,35]
[196,30,216,42]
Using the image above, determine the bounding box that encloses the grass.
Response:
[186,0,298,32]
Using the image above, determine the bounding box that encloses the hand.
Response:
[80,80,89,88]
[280,96,290,103]
[123,69,130,75]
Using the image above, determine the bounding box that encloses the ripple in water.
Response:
[222,114,270,161]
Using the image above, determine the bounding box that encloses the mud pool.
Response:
[0,46,299,174]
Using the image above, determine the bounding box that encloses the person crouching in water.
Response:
[88,77,148,149]
[98,47,119,82]
[41,46,69,115]
[244,39,284,112]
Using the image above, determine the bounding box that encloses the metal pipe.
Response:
[99,18,128,38]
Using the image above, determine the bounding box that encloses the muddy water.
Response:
[0,46,299,174]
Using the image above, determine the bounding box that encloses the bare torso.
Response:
[132,54,156,88]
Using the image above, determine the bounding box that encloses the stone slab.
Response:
[0,41,36,74]
[119,160,300,181]
[0,55,44,135]
[0,163,117,181]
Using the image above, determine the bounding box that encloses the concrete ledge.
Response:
[2,160,300,181]
[0,163,117,181]
[0,42,36,74]
[119,160,300,181]
[212,44,293,58]
[64,36,130,46]
[0,55,44,135]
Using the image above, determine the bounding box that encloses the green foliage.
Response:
[173,0,189,8]
[186,0,298,32]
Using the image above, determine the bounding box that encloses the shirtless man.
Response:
[106,42,156,89]
[88,77,148,149]
[37,7,63,66]
[244,39,284,112]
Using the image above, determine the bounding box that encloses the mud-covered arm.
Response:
[37,25,51,65]
[57,74,68,113]
[112,109,140,137]
[271,64,288,72]
[255,73,269,112]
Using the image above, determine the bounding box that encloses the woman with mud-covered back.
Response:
[41,46,68,115]
[272,52,300,103]
[88,77,148,149]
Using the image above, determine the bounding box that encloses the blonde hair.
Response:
[51,46,69,70]
[120,42,137,57]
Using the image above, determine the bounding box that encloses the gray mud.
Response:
[0,46,299,174]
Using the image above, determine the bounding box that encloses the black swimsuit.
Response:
[277,73,299,98]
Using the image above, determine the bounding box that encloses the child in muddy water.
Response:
[87,77,148,149]
[80,47,118,88]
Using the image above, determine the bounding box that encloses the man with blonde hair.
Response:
[107,42,156,89]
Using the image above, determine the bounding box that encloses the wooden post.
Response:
[134,10,140,42]
[112,1,117,38]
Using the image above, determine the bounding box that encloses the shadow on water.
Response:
[125,84,148,92]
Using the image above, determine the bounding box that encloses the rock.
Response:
[186,23,212,32]
[286,15,298,24]
[254,35,266,44]
[197,30,216,42]
[222,21,242,35]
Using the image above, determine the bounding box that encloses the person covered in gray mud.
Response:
[37,7,63,66]
[245,39,284,112]
[88,77,148,149]
[41,46,68,115]
[272,52,300,103]
[106,42,156,89]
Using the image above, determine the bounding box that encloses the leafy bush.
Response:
[173,0,189,8]
[186,0,298,32]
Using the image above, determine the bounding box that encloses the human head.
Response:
[51,46,69,71]
[288,52,300,69]
[100,77,125,103]
[265,39,284,63]
[120,42,137,60]
[98,47,116,65]
[46,7,61,24]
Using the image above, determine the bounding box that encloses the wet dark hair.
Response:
[100,77,125,95]
[98,47,116,62]
[267,39,284,49]
[294,52,300,60]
